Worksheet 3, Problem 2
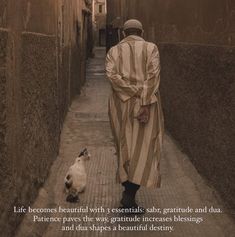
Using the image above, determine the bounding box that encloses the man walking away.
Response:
[106,19,164,213]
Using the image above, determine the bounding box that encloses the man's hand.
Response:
[137,105,151,124]
[134,87,143,98]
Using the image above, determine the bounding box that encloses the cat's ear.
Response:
[78,148,86,157]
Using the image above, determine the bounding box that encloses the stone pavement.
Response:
[16,48,235,237]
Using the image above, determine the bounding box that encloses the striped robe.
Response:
[105,35,164,188]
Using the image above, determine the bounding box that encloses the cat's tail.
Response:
[65,174,73,189]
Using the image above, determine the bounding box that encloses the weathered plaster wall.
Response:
[0,1,92,236]
[108,0,235,46]
[0,29,11,236]
[20,32,59,195]
[159,44,235,210]
[107,0,235,211]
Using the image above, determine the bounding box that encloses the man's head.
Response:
[123,19,144,37]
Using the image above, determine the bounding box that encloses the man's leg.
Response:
[121,181,140,208]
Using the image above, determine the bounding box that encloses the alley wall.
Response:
[0,1,92,236]
[107,0,235,211]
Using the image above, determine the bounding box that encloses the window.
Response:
[99,4,102,13]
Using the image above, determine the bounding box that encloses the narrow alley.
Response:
[15,48,235,237]
[1,1,234,237]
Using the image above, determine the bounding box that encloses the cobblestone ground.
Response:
[16,48,235,237]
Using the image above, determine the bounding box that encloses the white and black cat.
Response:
[64,148,91,202]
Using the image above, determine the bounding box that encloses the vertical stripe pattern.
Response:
[106,35,164,188]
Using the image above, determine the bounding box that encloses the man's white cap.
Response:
[123,19,143,31]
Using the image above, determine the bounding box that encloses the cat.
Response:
[64,148,91,202]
